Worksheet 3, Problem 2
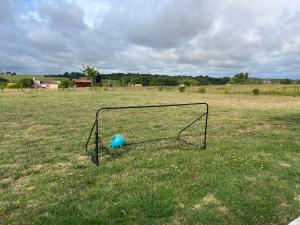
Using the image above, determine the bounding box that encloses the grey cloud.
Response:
[38,1,87,33]
[0,0,300,78]
[119,0,216,48]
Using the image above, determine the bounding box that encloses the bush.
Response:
[252,88,260,95]
[7,83,22,89]
[59,79,72,88]
[157,86,164,91]
[18,78,34,88]
[178,85,185,92]
[224,88,230,94]
[182,80,191,87]
[0,77,8,84]
[198,87,206,93]
[229,72,249,84]
[0,84,6,92]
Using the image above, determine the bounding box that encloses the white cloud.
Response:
[73,0,111,28]
[0,0,300,78]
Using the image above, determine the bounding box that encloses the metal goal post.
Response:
[85,103,208,166]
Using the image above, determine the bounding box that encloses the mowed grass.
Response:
[0,88,300,225]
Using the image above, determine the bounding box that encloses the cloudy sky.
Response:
[1,0,300,79]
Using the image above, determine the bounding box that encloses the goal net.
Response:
[85,103,208,165]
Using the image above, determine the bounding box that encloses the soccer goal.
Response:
[85,103,208,166]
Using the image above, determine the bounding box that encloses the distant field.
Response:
[187,84,300,96]
[0,88,300,225]
[2,75,300,97]
[1,75,66,83]
[2,83,300,97]
[148,84,300,97]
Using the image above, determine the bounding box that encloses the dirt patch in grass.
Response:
[12,175,35,191]
[170,214,185,225]
[218,206,229,213]
[77,155,86,161]
[27,200,38,209]
[279,162,291,168]
[36,162,73,176]
[280,202,292,208]
[1,177,13,184]
[193,194,228,213]
[52,162,72,172]
[33,164,44,171]
[245,176,257,182]
[294,195,300,202]
[27,124,52,132]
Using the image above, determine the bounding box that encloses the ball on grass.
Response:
[108,134,126,149]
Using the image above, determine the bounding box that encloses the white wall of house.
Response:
[131,84,143,87]
[40,83,59,89]
[33,78,59,89]
[33,79,40,88]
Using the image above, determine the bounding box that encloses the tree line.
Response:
[45,71,300,86]
[46,72,231,86]
[1,70,298,89]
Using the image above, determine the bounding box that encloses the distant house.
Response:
[131,83,143,87]
[263,80,272,84]
[74,79,92,87]
[33,78,60,89]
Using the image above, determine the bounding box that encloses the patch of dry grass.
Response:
[193,194,228,214]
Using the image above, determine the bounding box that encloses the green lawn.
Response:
[0,88,299,225]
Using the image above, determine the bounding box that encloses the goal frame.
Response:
[85,103,208,166]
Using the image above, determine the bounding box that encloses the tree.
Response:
[81,65,98,86]
[0,77,8,84]
[59,79,72,88]
[229,72,249,84]
[280,79,292,84]
[95,72,101,85]
[18,78,34,88]
[63,72,70,77]
[0,77,8,92]
[181,79,198,86]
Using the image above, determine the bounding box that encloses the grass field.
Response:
[2,81,300,97]
[0,88,300,225]
[1,75,66,83]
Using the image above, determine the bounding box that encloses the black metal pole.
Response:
[203,104,208,149]
[177,112,207,140]
[96,102,208,115]
[95,117,99,166]
[85,120,96,155]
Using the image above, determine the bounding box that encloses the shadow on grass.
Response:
[271,113,300,125]
[41,186,176,225]
[101,137,204,160]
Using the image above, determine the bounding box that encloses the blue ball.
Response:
[109,134,126,149]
